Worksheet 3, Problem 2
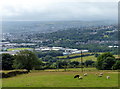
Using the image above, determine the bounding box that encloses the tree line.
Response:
[1,50,120,72]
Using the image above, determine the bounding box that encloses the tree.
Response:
[70,61,79,68]
[1,53,14,70]
[102,57,115,70]
[34,59,44,70]
[94,53,100,57]
[84,60,94,67]
[13,50,39,72]
[96,52,115,70]
[43,55,53,62]
[112,60,120,70]
[62,61,69,71]
[57,60,69,71]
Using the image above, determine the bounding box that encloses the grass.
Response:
[7,48,32,51]
[43,68,118,72]
[0,69,27,74]
[57,53,97,62]
[104,35,109,38]
[114,55,119,58]
[57,54,118,62]
[57,52,92,59]
[70,55,97,62]
[2,68,118,87]
[57,52,107,59]
[43,68,97,72]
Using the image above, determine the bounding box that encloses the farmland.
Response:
[2,68,119,87]
[57,53,118,62]
[7,48,32,51]
[70,55,97,62]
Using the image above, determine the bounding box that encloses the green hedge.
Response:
[1,70,28,78]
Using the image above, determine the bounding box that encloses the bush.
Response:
[2,70,28,78]
[112,60,120,70]
[13,50,39,72]
[96,52,115,70]
[84,60,95,67]
[1,53,14,70]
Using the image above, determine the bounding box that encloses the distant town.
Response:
[1,21,118,55]
[0,41,89,55]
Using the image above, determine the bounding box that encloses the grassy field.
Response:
[57,53,118,62]
[57,52,97,62]
[57,52,92,59]
[70,55,97,62]
[1,52,119,87]
[7,48,32,51]
[44,68,97,72]
[2,68,118,87]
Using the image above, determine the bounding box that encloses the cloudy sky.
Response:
[0,0,119,21]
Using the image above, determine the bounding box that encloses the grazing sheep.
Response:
[100,73,103,75]
[74,75,79,78]
[78,76,83,79]
[98,75,102,77]
[106,76,110,79]
[84,73,87,76]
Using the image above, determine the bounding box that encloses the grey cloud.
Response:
[2,2,118,21]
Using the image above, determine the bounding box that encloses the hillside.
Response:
[2,21,118,53]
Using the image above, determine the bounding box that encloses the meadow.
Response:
[1,53,119,88]
[57,52,118,62]
[7,48,32,51]
[2,68,119,87]
[70,55,97,62]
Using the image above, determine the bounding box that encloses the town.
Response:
[0,41,89,55]
[1,23,118,55]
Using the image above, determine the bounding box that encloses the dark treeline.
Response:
[1,50,120,72]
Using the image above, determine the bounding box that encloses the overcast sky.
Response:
[0,0,119,21]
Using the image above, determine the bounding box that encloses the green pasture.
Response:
[7,48,32,51]
[44,67,97,72]
[70,55,97,62]
[2,68,118,87]
[57,53,118,62]
[0,69,27,74]
[43,68,118,72]
[69,55,118,62]
[57,52,92,59]
[57,52,107,59]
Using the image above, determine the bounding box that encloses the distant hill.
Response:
[2,20,118,53]
[2,20,117,33]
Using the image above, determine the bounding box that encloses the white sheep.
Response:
[106,76,110,79]
[84,73,87,76]
[98,75,102,77]
[100,73,103,75]
[78,76,83,79]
